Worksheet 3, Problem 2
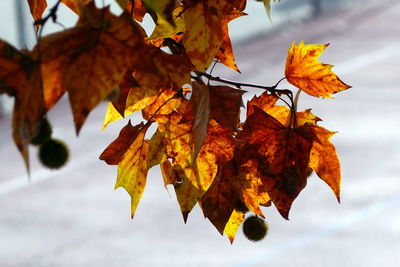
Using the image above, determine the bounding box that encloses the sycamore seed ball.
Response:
[30,117,52,146]
[242,215,269,242]
[39,139,69,169]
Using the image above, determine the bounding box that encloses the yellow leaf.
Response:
[285,41,351,98]
[183,0,224,71]
[224,209,245,243]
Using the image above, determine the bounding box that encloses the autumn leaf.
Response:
[307,124,341,201]
[186,81,210,160]
[224,209,245,243]
[285,41,351,98]
[61,0,92,14]
[215,10,246,72]
[27,0,47,21]
[148,5,185,40]
[100,121,151,217]
[200,165,238,234]
[0,41,46,169]
[241,107,314,219]
[209,85,245,131]
[35,3,150,133]
[182,0,224,71]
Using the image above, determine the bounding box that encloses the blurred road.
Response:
[1,0,400,266]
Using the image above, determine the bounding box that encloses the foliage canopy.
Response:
[0,0,351,242]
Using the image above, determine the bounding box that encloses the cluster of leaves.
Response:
[0,0,350,242]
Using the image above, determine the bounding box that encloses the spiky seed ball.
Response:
[242,215,269,242]
[30,117,52,146]
[39,139,69,169]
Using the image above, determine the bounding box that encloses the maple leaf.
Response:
[0,41,46,169]
[209,85,245,131]
[36,2,149,133]
[285,41,351,98]
[27,0,47,21]
[186,81,210,160]
[215,11,246,72]
[182,0,224,71]
[241,107,314,219]
[200,164,238,234]
[100,121,151,217]
[308,124,341,201]
[247,91,340,202]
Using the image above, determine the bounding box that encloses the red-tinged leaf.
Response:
[183,0,224,71]
[134,49,192,92]
[27,0,47,21]
[201,120,236,164]
[0,41,46,169]
[121,0,146,22]
[100,121,146,165]
[36,3,149,133]
[209,85,245,131]
[200,165,238,234]
[285,41,351,98]
[241,107,314,219]
[307,124,341,201]
[224,209,245,243]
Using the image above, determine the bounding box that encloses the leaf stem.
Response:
[194,72,291,96]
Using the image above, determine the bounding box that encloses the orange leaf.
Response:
[216,11,246,72]
[27,0,47,21]
[285,41,351,98]
[308,124,341,201]
[36,3,149,133]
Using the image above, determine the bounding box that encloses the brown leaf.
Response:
[27,0,47,21]
[241,107,314,219]
[0,41,46,169]
[209,85,245,131]
[200,165,238,234]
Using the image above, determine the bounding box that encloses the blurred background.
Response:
[1,0,400,266]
